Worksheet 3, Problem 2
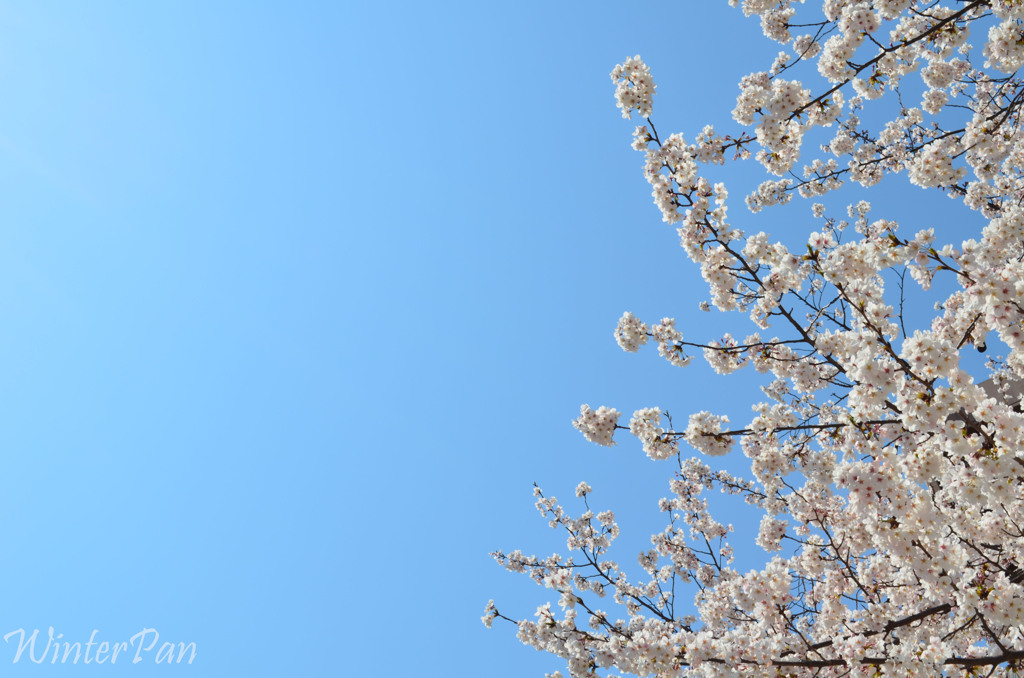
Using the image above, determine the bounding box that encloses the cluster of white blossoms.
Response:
[755,515,788,553]
[683,411,734,457]
[702,334,748,375]
[611,55,655,120]
[984,19,1024,72]
[571,404,619,447]
[492,2,1024,677]
[629,407,679,461]
[652,317,692,367]
[613,311,648,353]
[908,137,968,188]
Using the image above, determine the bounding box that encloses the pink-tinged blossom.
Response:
[613,311,648,353]
[610,56,655,119]
[651,317,691,367]
[683,411,734,456]
[628,407,679,461]
[572,405,619,446]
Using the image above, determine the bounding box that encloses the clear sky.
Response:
[0,2,993,677]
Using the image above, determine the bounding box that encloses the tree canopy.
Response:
[489,2,1024,676]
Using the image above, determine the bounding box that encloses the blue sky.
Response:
[0,3,993,677]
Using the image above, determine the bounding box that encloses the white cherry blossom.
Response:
[492,5,1024,676]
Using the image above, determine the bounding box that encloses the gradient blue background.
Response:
[0,2,989,676]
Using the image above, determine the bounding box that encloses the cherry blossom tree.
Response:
[487,2,1024,677]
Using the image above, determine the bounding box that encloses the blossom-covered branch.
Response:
[491,2,1024,676]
